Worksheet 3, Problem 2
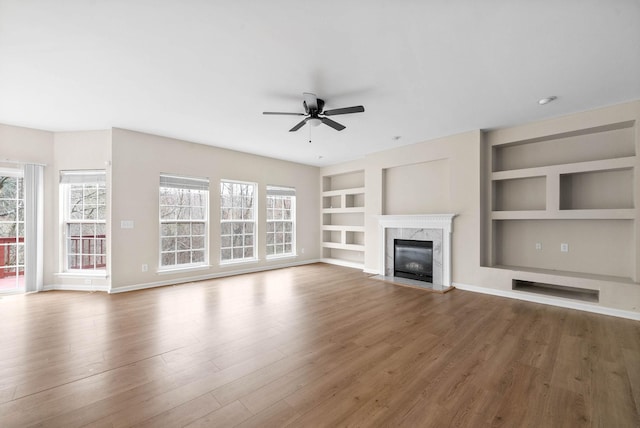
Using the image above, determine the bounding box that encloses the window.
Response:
[159,174,209,269]
[0,168,24,290]
[220,180,256,263]
[266,185,296,257]
[60,170,106,271]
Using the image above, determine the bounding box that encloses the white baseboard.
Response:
[453,282,640,321]
[109,259,321,294]
[363,267,380,275]
[43,284,110,293]
[321,258,364,270]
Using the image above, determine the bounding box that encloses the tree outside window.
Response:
[0,172,24,285]
[159,174,209,269]
[266,185,295,257]
[220,180,256,262]
[60,171,106,271]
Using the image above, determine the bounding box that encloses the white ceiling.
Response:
[1,1,639,167]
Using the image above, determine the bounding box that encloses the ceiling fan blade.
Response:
[263,111,305,116]
[321,117,346,131]
[289,118,308,132]
[303,92,318,112]
[323,106,365,116]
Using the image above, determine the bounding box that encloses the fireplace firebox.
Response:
[394,239,433,283]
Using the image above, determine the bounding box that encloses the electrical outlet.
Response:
[142,264,148,272]
[560,243,569,252]
[535,243,542,250]
[84,279,92,285]
[301,248,305,254]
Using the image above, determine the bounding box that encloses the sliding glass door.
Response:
[0,168,25,292]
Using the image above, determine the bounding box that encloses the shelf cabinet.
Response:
[321,171,365,269]
[483,118,639,282]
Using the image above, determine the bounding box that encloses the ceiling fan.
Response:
[263,92,365,132]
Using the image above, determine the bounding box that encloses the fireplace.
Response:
[394,239,433,282]
[376,214,456,290]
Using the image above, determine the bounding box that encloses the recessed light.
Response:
[538,96,557,105]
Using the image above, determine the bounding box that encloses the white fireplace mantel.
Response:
[376,214,456,287]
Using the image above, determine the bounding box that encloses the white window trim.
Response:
[54,271,108,279]
[158,175,210,270]
[0,167,25,288]
[219,257,260,266]
[59,171,107,273]
[156,264,212,275]
[220,179,258,264]
[266,187,296,259]
[158,217,210,271]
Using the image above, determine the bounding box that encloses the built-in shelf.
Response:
[322,187,365,197]
[320,257,365,270]
[491,209,636,220]
[512,279,599,303]
[491,121,635,171]
[321,242,365,251]
[322,207,365,214]
[483,112,639,284]
[493,176,546,211]
[559,167,634,210]
[322,225,365,232]
[321,171,366,269]
[493,265,635,285]
[491,156,636,181]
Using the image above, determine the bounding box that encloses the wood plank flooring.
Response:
[0,263,638,427]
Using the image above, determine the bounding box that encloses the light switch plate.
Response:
[121,220,134,229]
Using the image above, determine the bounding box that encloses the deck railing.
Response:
[0,237,24,278]
[0,235,107,276]
[68,234,107,270]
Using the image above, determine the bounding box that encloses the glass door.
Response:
[0,169,25,293]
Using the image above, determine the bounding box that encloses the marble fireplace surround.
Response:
[377,214,456,288]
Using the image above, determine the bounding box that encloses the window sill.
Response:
[219,258,259,267]
[157,264,212,275]
[55,271,108,279]
[266,254,298,261]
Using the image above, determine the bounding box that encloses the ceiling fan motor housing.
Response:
[304,98,325,115]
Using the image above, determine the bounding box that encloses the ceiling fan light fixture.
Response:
[308,118,322,127]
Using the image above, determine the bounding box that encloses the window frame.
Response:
[220,179,258,264]
[158,174,210,271]
[0,167,25,288]
[60,170,107,273]
[266,185,296,259]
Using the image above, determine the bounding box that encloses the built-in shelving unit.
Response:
[321,171,365,269]
[483,117,639,287]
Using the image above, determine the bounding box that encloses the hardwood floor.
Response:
[0,263,638,427]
